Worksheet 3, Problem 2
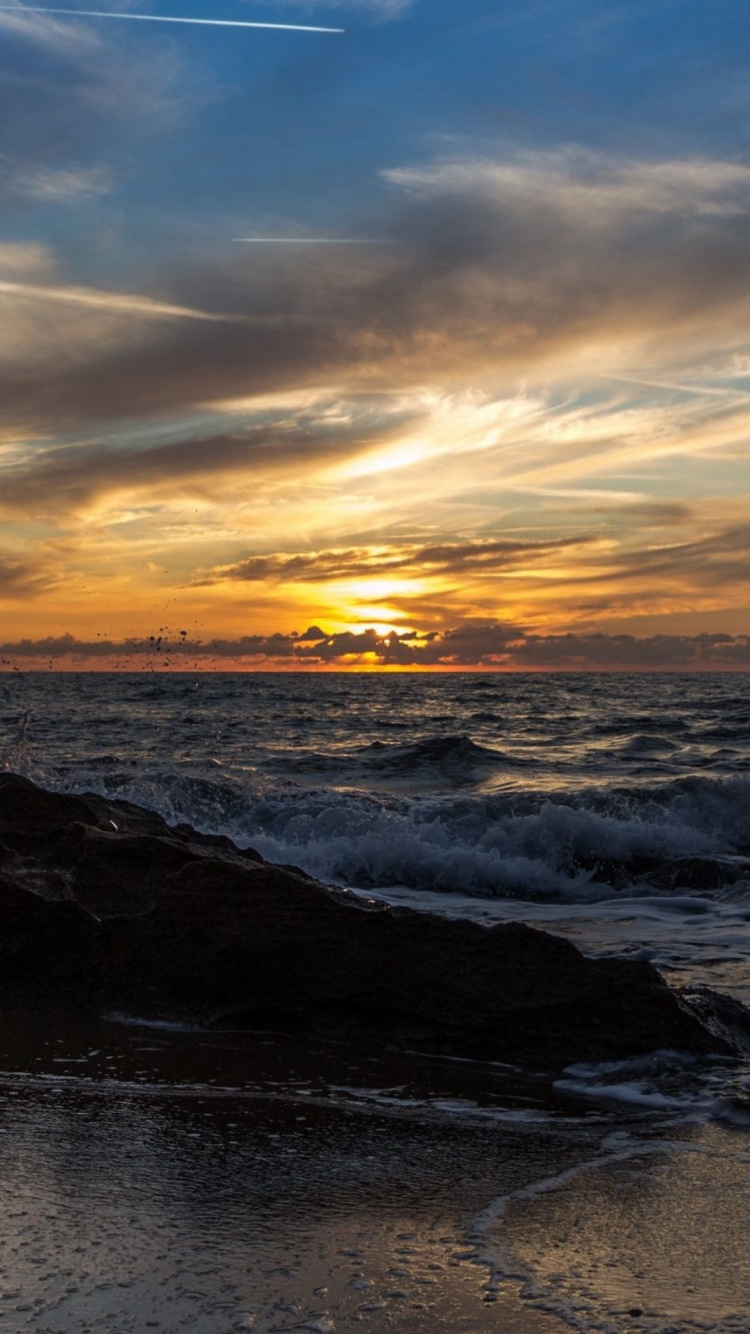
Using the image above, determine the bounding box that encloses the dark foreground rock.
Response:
[0,772,744,1068]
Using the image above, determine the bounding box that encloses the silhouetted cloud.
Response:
[186,519,750,618]
[559,522,750,604]
[194,535,596,585]
[513,631,750,670]
[3,623,750,670]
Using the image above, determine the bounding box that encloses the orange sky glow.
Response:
[2,8,750,670]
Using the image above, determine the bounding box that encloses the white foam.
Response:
[60,762,750,907]
[466,1122,750,1334]
[103,1012,205,1032]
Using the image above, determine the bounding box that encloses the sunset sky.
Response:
[2,0,750,668]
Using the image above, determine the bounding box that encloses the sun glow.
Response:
[348,621,405,637]
[327,575,428,628]
[338,577,424,601]
[338,438,432,479]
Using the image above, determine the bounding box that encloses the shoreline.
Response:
[0,1011,743,1333]
[0,1012,636,1334]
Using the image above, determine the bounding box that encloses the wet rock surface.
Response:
[0,772,745,1067]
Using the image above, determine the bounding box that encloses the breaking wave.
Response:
[57,767,750,902]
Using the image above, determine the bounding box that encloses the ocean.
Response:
[0,670,749,1333]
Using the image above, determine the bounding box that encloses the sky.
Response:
[2,0,750,669]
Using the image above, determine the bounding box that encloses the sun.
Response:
[326,576,427,633]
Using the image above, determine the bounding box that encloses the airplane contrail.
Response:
[0,279,242,321]
[0,5,344,32]
[234,237,393,243]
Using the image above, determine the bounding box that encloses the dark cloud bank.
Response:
[3,624,750,670]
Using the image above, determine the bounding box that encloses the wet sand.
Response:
[0,1082,579,1333]
[0,1014,745,1333]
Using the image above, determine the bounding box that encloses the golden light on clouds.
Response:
[337,437,432,479]
[1,137,750,666]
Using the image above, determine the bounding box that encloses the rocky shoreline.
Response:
[0,771,747,1068]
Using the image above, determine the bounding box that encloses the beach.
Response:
[0,1011,745,1334]
[0,670,749,1332]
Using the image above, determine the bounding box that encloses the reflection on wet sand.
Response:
[0,1082,571,1332]
[0,1016,744,1333]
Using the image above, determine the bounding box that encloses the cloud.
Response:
[0,241,56,278]
[267,0,412,19]
[194,535,596,585]
[567,522,750,602]
[0,160,113,203]
[0,421,371,516]
[0,1,193,207]
[186,516,750,631]
[2,143,750,642]
[384,151,750,221]
[512,631,750,671]
[0,279,246,322]
[0,553,56,598]
[2,622,750,670]
[4,146,750,432]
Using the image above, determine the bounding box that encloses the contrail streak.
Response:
[234,237,393,243]
[0,5,343,32]
[0,280,241,321]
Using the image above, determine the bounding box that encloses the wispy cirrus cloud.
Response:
[0,553,58,598]
[265,0,413,20]
[1,159,113,202]
[384,150,750,220]
[0,0,197,188]
[4,147,750,432]
[0,279,247,322]
[0,418,378,517]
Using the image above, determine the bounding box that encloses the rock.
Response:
[573,852,748,893]
[634,856,743,892]
[680,986,750,1056]
[0,772,743,1067]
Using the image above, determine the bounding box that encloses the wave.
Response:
[263,733,528,788]
[555,1051,750,1126]
[49,766,750,903]
[360,733,520,772]
[615,734,681,755]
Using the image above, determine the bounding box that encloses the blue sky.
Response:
[2,0,750,668]
[9,0,750,271]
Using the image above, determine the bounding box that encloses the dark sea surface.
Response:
[3,670,750,998]
[1,670,749,1333]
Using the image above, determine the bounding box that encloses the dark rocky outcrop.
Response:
[572,851,749,892]
[0,772,744,1068]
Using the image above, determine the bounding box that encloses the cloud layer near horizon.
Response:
[3,623,750,671]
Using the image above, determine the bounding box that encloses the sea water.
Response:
[2,670,749,995]
[1,670,749,1332]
